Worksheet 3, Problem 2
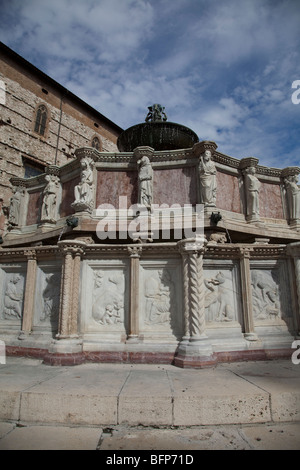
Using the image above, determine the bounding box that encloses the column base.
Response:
[43,336,84,366]
[174,338,217,368]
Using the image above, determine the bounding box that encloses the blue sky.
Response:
[1,0,300,169]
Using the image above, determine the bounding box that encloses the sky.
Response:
[0,0,300,169]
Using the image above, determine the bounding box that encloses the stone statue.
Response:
[244,166,260,221]
[8,186,24,226]
[145,104,167,122]
[284,175,300,221]
[72,157,94,212]
[199,150,217,206]
[137,156,153,209]
[41,175,59,223]
[4,273,23,319]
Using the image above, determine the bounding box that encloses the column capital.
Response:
[58,240,86,256]
[128,245,142,258]
[24,249,37,261]
[177,237,207,255]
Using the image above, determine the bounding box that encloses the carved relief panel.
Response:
[250,260,293,327]
[0,264,26,327]
[81,260,129,335]
[203,261,242,326]
[139,260,183,339]
[33,262,61,334]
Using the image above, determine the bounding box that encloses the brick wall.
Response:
[0,48,122,233]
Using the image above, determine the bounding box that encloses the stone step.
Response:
[0,358,299,427]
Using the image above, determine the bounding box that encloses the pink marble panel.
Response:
[259,182,283,219]
[96,170,138,208]
[60,177,80,217]
[153,167,197,206]
[216,171,241,213]
[26,190,42,225]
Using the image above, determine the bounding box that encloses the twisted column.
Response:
[178,237,207,342]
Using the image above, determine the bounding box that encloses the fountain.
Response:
[117,104,199,152]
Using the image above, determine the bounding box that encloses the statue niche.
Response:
[41,175,60,223]
[199,150,217,206]
[137,156,153,210]
[72,156,95,213]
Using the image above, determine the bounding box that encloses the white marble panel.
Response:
[0,264,26,328]
[250,260,293,328]
[139,259,183,339]
[80,259,129,335]
[203,261,242,326]
[33,262,61,334]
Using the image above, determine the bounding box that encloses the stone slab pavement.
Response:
[0,357,299,450]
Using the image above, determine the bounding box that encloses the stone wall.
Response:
[0,240,299,366]
[0,47,121,234]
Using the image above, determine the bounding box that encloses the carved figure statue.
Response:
[41,175,59,223]
[137,156,153,209]
[284,175,300,220]
[3,274,23,319]
[145,104,167,122]
[251,269,279,320]
[8,186,24,226]
[72,157,94,211]
[204,272,234,322]
[199,150,217,206]
[244,166,260,220]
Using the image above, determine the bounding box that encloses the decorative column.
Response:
[45,240,86,365]
[175,237,215,367]
[287,242,300,335]
[127,245,142,342]
[238,247,258,341]
[19,249,37,339]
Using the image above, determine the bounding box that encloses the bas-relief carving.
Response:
[92,269,126,328]
[251,269,280,321]
[204,271,235,323]
[144,269,174,325]
[0,271,25,322]
[250,263,293,326]
[141,263,182,336]
[32,267,61,332]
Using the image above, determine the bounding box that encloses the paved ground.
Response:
[0,357,299,450]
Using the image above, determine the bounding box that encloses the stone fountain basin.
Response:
[117,121,199,152]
